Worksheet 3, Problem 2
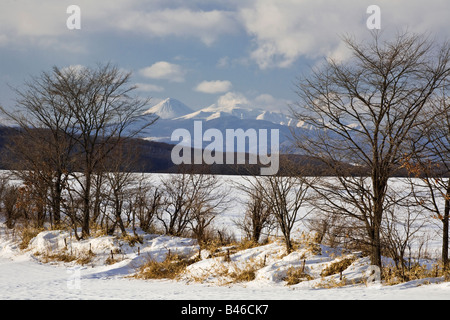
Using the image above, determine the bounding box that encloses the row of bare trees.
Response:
[234,170,313,253]
[0,167,232,245]
[0,64,156,238]
[290,31,450,273]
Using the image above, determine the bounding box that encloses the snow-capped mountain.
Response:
[144,98,193,119]
[143,98,296,126]
[0,97,305,153]
[174,102,294,126]
[176,104,260,121]
[139,98,304,153]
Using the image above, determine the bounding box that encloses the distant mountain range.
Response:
[144,98,194,119]
[0,98,306,152]
[146,97,296,126]
[0,97,311,171]
[138,97,307,153]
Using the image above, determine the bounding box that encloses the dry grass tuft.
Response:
[121,234,143,247]
[38,248,95,265]
[284,266,313,285]
[321,256,356,277]
[18,226,43,250]
[382,262,450,286]
[314,277,350,289]
[298,232,322,256]
[228,264,258,283]
[135,253,199,280]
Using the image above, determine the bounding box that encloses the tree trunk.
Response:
[82,171,92,238]
[370,222,382,270]
[370,165,385,270]
[114,192,127,236]
[443,182,450,271]
[52,173,62,225]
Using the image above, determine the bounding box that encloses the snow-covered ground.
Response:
[1,221,450,300]
[1,174,450,300]
[2,255,450,300]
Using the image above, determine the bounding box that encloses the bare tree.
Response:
[158,173,194,237]
[265,176,311,253]
[291,31,450,268]
[240,174,311,253]
[403,90,450,271]
[188,174,229,246]
[59,64,156,238]
[1,70,79,226]
[102,140,141,236]
[234,183,275,244]
[157,171,228,242]
[305,208,359,249]
[382,202,427,280]
[1,183,20,229]
[1,64,157,237]
[134,182,162,234]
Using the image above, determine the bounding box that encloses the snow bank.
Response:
[2,220,450,299]
[23,227,199,280]
[7,223,376,289]
[180,239,377,289]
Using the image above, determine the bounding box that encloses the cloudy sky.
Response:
[1,0,449,113]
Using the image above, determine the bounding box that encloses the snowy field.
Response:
[1,174,450,300]
[1,230,450,300]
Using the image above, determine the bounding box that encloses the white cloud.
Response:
[217,92,250,109]
[0,1,77,50]
[113,7,239,46]
[195,80,232,94]
[237,0,450,69]
[59,64,87,77]
[216,56,230,68]
[254,93,292,112]
[0,0,239,48]
[1,0,449,67]
[135,83,165,92]
[139,61,186,83]
[0,2,64,38]
[237,0,363,69]
[216,55,250,68]
[215,91,291,112]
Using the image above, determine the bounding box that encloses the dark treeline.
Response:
[0,125,425,177]
[0,125,175,173]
